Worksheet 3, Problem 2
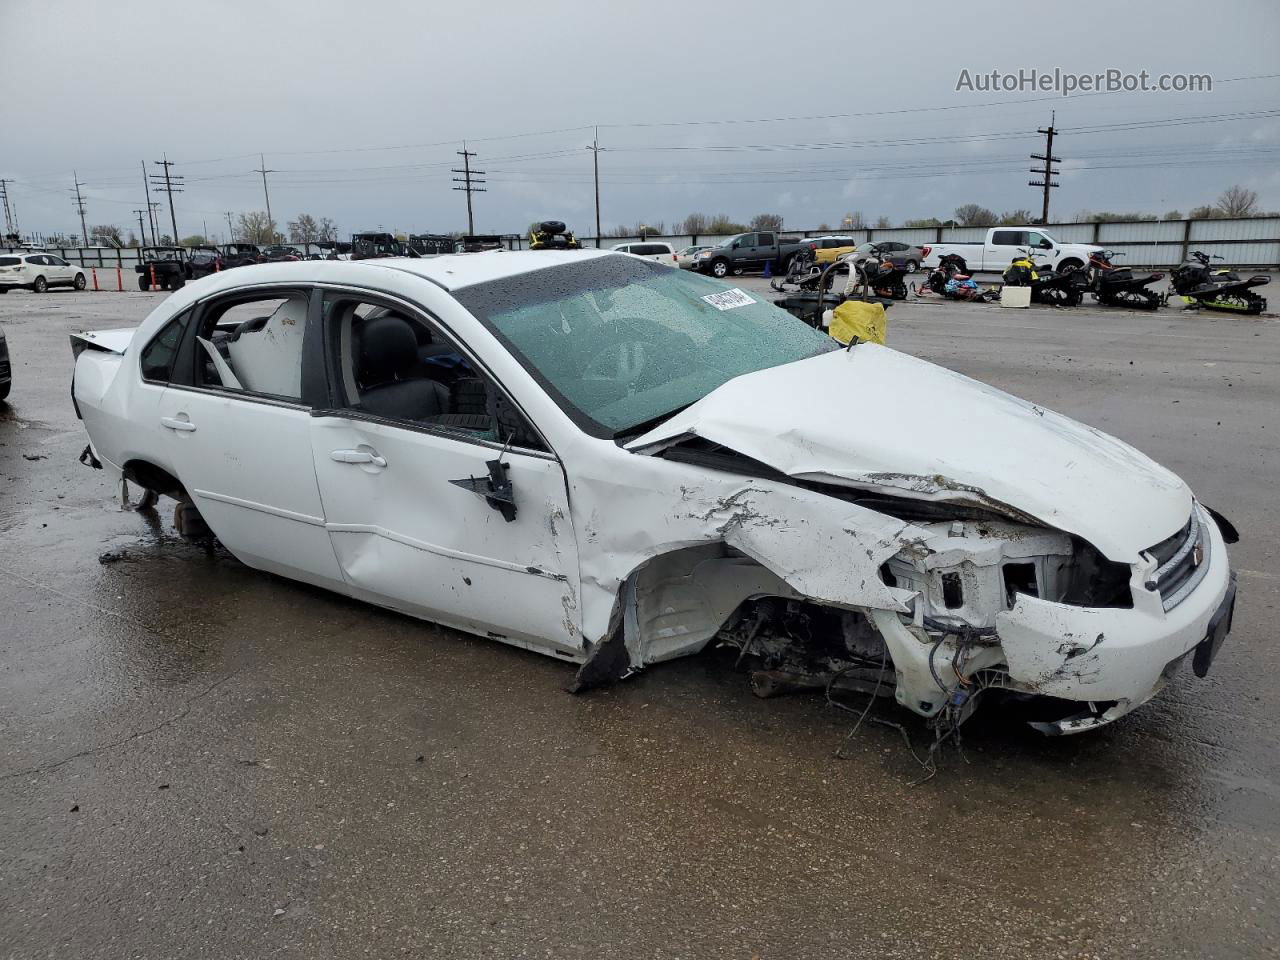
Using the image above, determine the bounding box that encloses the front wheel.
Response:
[73,272,86,290]
[171,277,185,290]
[710,258,730,279]
[33,275,47,293]
[138,276,150,291]
[1056,259,1083,276]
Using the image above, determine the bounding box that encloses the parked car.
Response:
[924,227,1101,274]
[261,244,302,263]
[219,243,264,269]
[187,246,224,279]
[351,232,407,260]
[135,247,188,291]
[409,234,455,257]
[804,236,859,264]
[610,241,677,266]
[70,251,1237,738]
[0,325,10,400]
[675,245,711,269]
[690,231,808,278]
[0,252,87,293]
[836,241,929,275]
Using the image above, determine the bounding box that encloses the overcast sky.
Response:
[3,0,1278,242]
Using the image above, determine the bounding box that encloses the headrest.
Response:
[358,315,418,385]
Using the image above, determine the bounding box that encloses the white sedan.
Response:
[71,251,1237,736]
[0,252,87,293]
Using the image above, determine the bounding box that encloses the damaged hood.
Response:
[628,345,1190,562]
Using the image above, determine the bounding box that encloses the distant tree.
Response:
[680,212,711,234]
[998,209,1034,225]
[1216,185,1259,218]
[1162,210,1184,221]
[179,234,207,247]
[707,215,748,234]
[237,211,280,244]
[288,213,321,244]
[873,216,891,229]
[816,222,831,231]
[749,213,784,232]
[841,211,865,230]
[1187,205,1219,220]
[954,204,997,227]
[126,231,139,248]
[1077,210,1156,223]
[158,234,174,246]
[317,217,338,241]
[90,224,123,246]
[902,217,943,228]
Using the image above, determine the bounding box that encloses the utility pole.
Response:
[0,179,16,240]
[451,143,486,235]
[72,171,89,246]
[225,211,236,242]
[254,154,275,233]
[586,128,604,248]
[151,154,183,244]
[148,203,162,245]
[141,160,158,245]
[1028,112,1060,225]
[133,209,147,246]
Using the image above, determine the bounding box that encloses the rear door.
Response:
[984,230,1026,270]
[756,231,776,268]
[306,289,582,653]
[156,285,346,589]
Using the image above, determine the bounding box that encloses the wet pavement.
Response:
[1,285,1277,959]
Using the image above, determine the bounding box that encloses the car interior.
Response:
[331,300,543,449]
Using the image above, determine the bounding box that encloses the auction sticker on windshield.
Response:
[701,288,756,311]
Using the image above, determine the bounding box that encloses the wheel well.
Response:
[1058,257,1083,271]
[122,459,185,499]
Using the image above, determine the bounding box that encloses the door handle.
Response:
[331,449,387,468]
[160,416,196,432]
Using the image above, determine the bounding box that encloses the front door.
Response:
[307,291,582,654]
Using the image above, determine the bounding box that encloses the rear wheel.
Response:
[171,277,185,290]
[904,260,919,273]
[33,275,47,293]
[73,272,86,290]
[138,276,150,291]
[1057,259,1083,276]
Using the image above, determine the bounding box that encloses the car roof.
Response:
[152,248,619,297]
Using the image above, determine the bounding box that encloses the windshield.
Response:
[854,242,877,254]
[143,248,181,260]
[455,256,836,437]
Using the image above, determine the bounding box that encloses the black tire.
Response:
[73,272,86,290]
[904,260,919,274]
[0,287,8,294]
[172,277,185,290]
[1057,259,1083,276]
[33,275,47,293]
[732,267,744,276]
[0,378,9,401]
[138,276,150,291]
[710,258,730,279]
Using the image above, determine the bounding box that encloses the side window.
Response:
[757,232,774,246]
[991,230,1021,246]
[192,292,309,401]
[1028,231,1050,248]
[140,309,194,383]
[324,294,545,451]
[736,234,755,248]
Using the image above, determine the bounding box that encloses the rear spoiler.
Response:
[70,328,136,359]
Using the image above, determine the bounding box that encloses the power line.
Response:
[254,154,275,227]
[150,154,183,243]
[71,171,88,245]
[1029,113,1061,224]
[451,144,485,234]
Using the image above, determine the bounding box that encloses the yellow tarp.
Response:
[828,299,886,345]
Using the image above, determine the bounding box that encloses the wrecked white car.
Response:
[71,251,1238,736]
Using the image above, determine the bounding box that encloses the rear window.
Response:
[0,257,19,266]
[633,244,670,256]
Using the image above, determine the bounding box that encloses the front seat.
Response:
[226,297,308,397]
[356,315,449,421]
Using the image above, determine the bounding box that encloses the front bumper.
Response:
[994,505,1234,731]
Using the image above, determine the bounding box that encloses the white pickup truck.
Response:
[923,227,1101,274]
